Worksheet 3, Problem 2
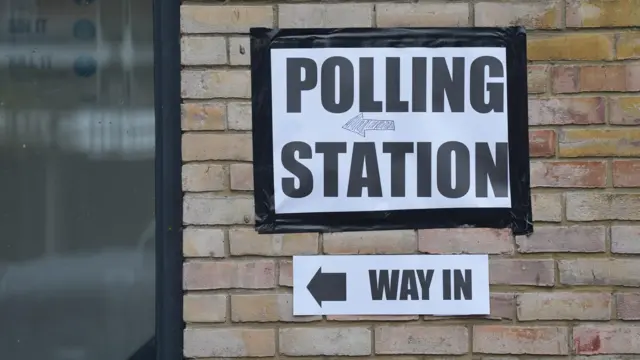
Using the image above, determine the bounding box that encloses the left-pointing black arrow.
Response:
[306,267,347,307]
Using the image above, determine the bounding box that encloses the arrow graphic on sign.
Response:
[342,113,396,137]
[307,267,347,307]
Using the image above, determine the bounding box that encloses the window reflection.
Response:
[0,0,156,358]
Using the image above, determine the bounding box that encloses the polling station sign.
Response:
[250,27,532,235]
[293,255,490,316]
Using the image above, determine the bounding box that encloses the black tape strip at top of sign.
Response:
[249,27,533,236]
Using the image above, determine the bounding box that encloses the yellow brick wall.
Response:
[180,1,640,357]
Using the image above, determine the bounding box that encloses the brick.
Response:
[229,36,250,65]
[529,130,556,157]
[230,163,254,191]
[517,293,611,321]
[324,230,416,254]
[610,96,640,125]
[528,34,614,61]
[559,129,640,157]
[227,101,252,130]
[183,227,226,258]
[180,5,273,33]
[528,65,549,94]
[490,293,517,320]
[183,260,276,290]
[183,294,227,323]
[279,327,371,356]
[559,259,640,286]
[279,4,372,28]
[616,293,640,320]
[567,0,640,27]
[181,102,225,131]
[529,97,605,125]
[575,357,640,360]
[181,70,251,99]
[229,228,318,256]
[182,133,252,161]
[184,328,275,358]
[612,226,640,253]
[418,228,513,254]
[182,164,226,192]
[475,1,561,28]
[574,325,640,354]
[375,326,468,355]
[613,160,640,187]
[531,193,562,222]
[279,260,293,286]
[617,32,640,59]
[181,36,226,65]
[231,294,320,322]
[516,225,606,253]
[490,259,555,286]
[328,315,419,321]
[473,326,569,355]
[530,161,606,188]
[552,64,640,93]
[183,194,254,225]
[377,3,469,27]
[566,193,640,221]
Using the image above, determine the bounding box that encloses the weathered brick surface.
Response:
[573,325,640,354]
[516,225,606,253]
[324,230,416,254]
[475,1,561,28]
[377,3,469,27]
[473,326,569,355]
[418,228,513,254]
[530,161,606,188]
[490,259,555,286]
[529,129,556,157]
[184,294,227,323]
[231,294,321,322]
[610,97,640,126]
[527,65,549,93]
[183,260,276,290]
[613,160,640,187]
[229,228,318,256]
[184,328,275,357]
[279,327,371,356]
[375,326,468,355]
[559,259,640,286]
[616,293,640,320]
[528,34,614,61]
[611,226,640,254]
[566,193,640,221]
[183,227,226,258]
[517,292,611,320]
[180,1,640,357]
[181,102,225,131]
[531,193,562,222]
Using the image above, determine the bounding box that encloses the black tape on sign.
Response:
[250,27,533,236]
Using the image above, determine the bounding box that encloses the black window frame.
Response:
[153,0,182,356]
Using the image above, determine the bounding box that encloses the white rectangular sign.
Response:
[271,47,510,215]
[293,254,489,316]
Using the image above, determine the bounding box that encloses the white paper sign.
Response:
[293,254,490,316]
[270,47,510,215]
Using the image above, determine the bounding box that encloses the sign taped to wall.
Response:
[250,27,532,235]
[293,254,490,316]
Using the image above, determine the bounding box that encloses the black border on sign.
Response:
[153,0,183,355]
[250,27,533,236]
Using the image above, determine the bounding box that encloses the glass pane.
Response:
[0,0,156,358]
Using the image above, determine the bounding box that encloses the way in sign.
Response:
[293,255,490,316]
